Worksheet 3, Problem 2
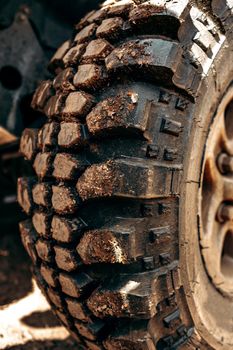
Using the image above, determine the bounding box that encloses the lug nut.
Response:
[217,153,233,174]
[217,203,233,223]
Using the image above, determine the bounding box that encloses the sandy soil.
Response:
[0,221,79,350]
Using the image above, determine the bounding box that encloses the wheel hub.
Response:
[201,86,233,298]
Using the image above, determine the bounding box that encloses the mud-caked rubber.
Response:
[18,0,233,349]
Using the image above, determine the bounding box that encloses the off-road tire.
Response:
[18,0,233,349]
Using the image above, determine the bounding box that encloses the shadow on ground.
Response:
[5,338,79,350]
[21,310,61,329]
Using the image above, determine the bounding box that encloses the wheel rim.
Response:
[201,86,233,298]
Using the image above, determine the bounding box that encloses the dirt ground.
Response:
[0,219,79,350]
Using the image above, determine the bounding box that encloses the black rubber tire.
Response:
[18,0,233,349]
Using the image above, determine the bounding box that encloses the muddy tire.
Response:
[18,0,233,349]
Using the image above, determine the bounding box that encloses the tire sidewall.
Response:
[180,36,233,349]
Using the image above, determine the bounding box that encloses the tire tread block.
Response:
[32,183,51,207]
[66,297,92,322]
[77,159,180,201]
[82,39,114,63]
[33,152,53,179]
[104,320,155,350]
[77,220,139,264]
[73,64,107,90]
[18,177,35,215]
[53,67,75,91]
[75,319,106,341]
[54,245,82,272]
[53,153,88,181]
[105,38,181,79]
[59,272,96,298]
[48,40,70,73]
[86,92,142,135]
[74,23,98,44]
[20,128,39,161]
[62,91,95,120]
[58,122,87,148]
[87,265,177,319]
[19,220,38,264]
[31,80,54,111]
[47,288,64,309]
[40,264,57,288]
[52,185,80,214]
[38,122,59,149]
[51,216,87,243]
[32,211,51,237]
[35,239,53,263]
[96,17,125,40]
